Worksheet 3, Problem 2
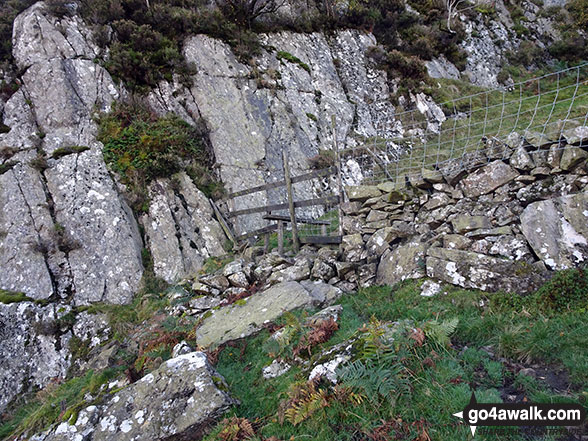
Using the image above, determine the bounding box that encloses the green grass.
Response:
[351,63,588,183]
[0,289,32,304]
[276,51,311,73]
[205,275,588,441]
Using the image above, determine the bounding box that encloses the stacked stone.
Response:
[341,129,588,294]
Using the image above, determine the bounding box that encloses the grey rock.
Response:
[341,201,362,215]
[461,160,519,197]
[443,234,473,250]
[334,261,356,278]
[196,281,321,348]
[142,173,226,284]
[422,192,452,210]
[425,55,460,80]
[299,280,342,305]
[72,311,110,349]
[520,193,588,270]
[311,258,335,281]
[465,226,513,238]
[0,302,71,413]
[451,215,492,233]
[510,146,535,171]
[523,130,555,149]
[347,185,381,201]
[268,257,311,284]
[171,341,194,358]
[563,126,588,145]
[223,259,244,277]
[560,147,588,171]
[422,168,444,184]
[189,296,221,313]
[37,352,235,441]
[200,274,230,291]
[13,3,99,70]
[341,233,364,262]
[357,263,377,288]
[426,247,548,293]
[366,210,387,222]
[228,271,249,288]
[420,280,442,297]
[488,235,534,262]
[376,241,427,285]
[262,359,292,379]
[1,4,144,304]
[342,215,363,234]
[365,227,394,257]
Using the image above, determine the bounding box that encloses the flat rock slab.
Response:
[426,247,548,293]
[520,192,588,270]
[34,352,234,441]
[461,160,519,197]
[196,281,337,348]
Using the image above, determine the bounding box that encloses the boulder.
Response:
[520,193,588,270]
[33,352,235,441]
[376,241,427,285]
[196,281,330,348]
[426,248,548,293]
[461,160,519,197]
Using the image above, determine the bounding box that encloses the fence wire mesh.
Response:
[341,63,588,186]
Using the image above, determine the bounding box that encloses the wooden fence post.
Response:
[277,220,284,255]
[282,150,300,253]
[332,115,344,237]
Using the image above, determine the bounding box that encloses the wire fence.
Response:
[341,63,588,186]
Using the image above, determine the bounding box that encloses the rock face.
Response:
[521,193,588,270]
[141,172,226,283]
[0,302,71,413]
[1,2,143,304]
[31,352,235,441]
[196,280,340,348]
[147,30,398,234]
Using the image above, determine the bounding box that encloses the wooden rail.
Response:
[226,167,336,199]
[227,195,339,218]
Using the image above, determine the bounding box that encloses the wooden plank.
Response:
[234,224,278,241]
[227,195,339,218]
[209,199,236,243]
[299,235,343,245]
[263,214,330,225]
[226,167,336,199]
[283,151,299,253]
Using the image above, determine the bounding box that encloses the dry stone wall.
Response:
[339,134,588,293]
